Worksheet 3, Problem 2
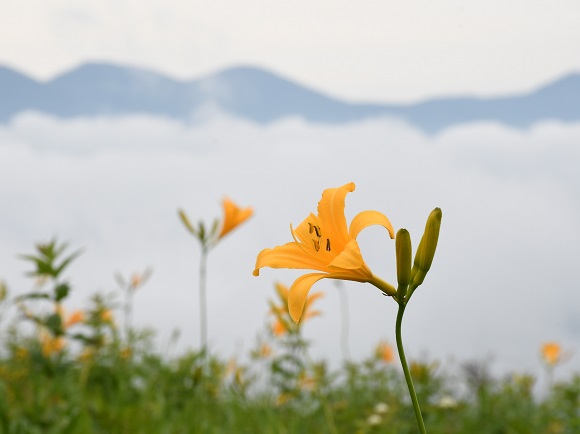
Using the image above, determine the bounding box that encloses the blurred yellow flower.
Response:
[120,347,132,360]
[277,282,324,321]
[130,273,142,288]
[259,343,273,358]
[541,342,561,366]
[254,182,396,322]
[219,197,253,239]
[101,309,114,324]
[410,361,439,382]
[272,319,287,336]
[40,332,65,357]
[15,347,29,360]
[64,310,84,328]
[225,358,238,377]
[298,371,318,391]
[276,392,293,406]
[375,341,394,363]
[269,282,323,334]
[78,348,94,362]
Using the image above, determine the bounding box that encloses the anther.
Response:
[312,240,320,251]
[308,223,313,234]
[314,226,321,237]
[326,239,331,251]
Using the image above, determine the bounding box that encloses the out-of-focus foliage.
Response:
[0,240,577,433]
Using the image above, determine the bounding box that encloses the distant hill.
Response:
[1,62,579,133]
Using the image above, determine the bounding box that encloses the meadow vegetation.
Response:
[0,189,578,433]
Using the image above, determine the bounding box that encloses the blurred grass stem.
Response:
[335,281,351,361]
[199,246,209,353]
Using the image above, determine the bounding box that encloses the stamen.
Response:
[312,240,320,252]
[326,239,331,251]
[308,223,313,234]
[314,226,321,237]
[290,223,321,262]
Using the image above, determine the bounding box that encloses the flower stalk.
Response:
[199,245,209,352]
[179,198,252,352]
[395,302,427,434]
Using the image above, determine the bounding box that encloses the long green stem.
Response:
[199,247,208,353]
[124,288,133,347]
[396,303,427,434]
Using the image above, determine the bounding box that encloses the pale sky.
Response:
[1,0,580,102]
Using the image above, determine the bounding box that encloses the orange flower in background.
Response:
[130,274,142,288]
[258,343,273,358]
[40,332,65,357]
[254,182,396,322]
[272,319,287,336]
[298,371,318,391]
[219,197,253,240]
[101,309,114,324]
[542,342,562,366]
[269,282,324,334]
[64,310,84,328]
[375,341,394,363]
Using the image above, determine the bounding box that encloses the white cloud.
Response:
[1,114,579,381]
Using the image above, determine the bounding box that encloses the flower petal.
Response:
[327,240,372,281]
[219,198,253,239]
[253,242,327,276]
[317,182,355,250]
[350,210,394,240]
[288,273,328,322]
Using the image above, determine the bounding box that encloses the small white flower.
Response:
[374,402,389,414]
[366,414,382,426]
[437,395,458,409]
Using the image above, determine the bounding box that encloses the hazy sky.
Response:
[1,0,580,101]
[1,112,579,380]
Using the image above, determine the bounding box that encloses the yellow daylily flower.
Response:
[219,197,253,239]
[40,331,65,357]
[272,319,287,336]
[375,340,395,363]
[541,342,561,366]
[270,282,324,334]
[64,310,84,328]
[254,182,396,322]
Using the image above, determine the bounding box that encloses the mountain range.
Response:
[1,62,579,133]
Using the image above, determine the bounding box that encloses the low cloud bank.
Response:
[1,112,579,379]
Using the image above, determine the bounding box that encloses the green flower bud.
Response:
[178,209,196,235]
[396,229,412,298]
[411,208,442,287]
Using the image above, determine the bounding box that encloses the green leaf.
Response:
[15,291,50,301]
[54,283,70,302]
[45,313,63,335]
[178,209,197,236]
[54,249,83,278]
